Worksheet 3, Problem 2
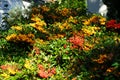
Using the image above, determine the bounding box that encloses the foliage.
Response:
[0,0,120,80]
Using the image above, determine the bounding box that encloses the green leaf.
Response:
[112,62,119,68]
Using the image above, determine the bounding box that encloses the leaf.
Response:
[62,54,70,60]
[112,62,119,68]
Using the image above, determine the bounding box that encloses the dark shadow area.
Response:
[0,42,32,64]
[102,0,120,20]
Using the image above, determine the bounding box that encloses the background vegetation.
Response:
[0,0,120,80]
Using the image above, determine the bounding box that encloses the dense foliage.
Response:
[0,0,120,79]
